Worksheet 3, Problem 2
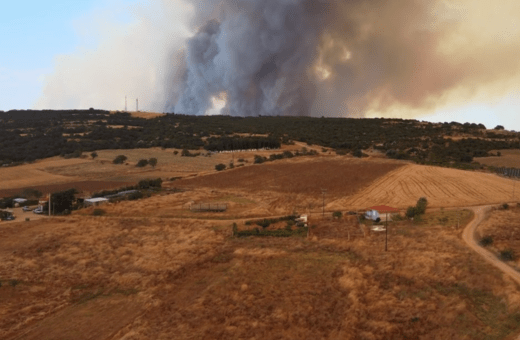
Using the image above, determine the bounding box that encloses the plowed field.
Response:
[329,164,517,210]
[177,157,404,197]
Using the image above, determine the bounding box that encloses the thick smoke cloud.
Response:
[37,0,520,118]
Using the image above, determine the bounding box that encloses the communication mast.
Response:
[125,96,127,111]
[136,98,139,112]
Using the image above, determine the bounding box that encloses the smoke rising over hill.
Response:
[37,0,520,118]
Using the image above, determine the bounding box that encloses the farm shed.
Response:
[84,197,109,206]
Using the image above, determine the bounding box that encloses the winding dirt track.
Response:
[463,206,520,340]
[463,205,520,286]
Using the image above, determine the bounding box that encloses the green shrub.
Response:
[148,158,158,168]
[113,155,127,164]
[136,159,148,167]
[181,149,200,157]
[502,203,509,210]
[215,163,226,171]
[127,191,144,200]
[332,211,343,219]
[479,236,493,247]
[93,209,106,216]
[416,197,428,215]
[254,155,266,164]
[256,219,271,228]
[406,206,417,218]
[500,249,515,261]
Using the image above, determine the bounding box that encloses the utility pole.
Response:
[125,96,127,111]
[48,194,51,217]
[385,211,388,252]
[136,98,139,112]
[321,189,327,218]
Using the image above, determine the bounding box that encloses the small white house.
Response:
[364,210,380,221]
[84,197,109,206]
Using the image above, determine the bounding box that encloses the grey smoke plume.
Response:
[172,0,520,116]
[37,0,520,118]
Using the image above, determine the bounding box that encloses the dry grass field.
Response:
[2,149,520,338]
[2,204,520,339]
[0,158,89,190]
[110,111,166,119]
[475,150,520,168]
[329,164,518,210]
[176,157,405,215]
[477,205,520,270]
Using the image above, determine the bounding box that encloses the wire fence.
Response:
[496,167,520,178]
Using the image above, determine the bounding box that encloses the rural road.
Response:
[462,205,520,286]
[462,205,520,340]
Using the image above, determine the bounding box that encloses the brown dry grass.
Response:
[110,111,166,119]
[0,215,224,339]
[0,158,90,190]
[2,195,520,339]
[329,164,518,210]
[475,150,520,168]
[0,180,134,197]
[478,205,520,270]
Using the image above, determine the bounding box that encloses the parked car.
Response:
[33,207,44,214]
[22,206,33,212]
[2,215,15,221]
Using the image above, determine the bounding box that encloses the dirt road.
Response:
[463,205,520,340]
[463,205,520,286]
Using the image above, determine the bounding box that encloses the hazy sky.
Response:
[1,0,519,131]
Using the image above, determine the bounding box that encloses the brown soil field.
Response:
[0,146,327,199]
[475,150,520,168]
[177,157,404,197]
[2,203,520,339]
[477,205,520,271]
[329,164,518,210]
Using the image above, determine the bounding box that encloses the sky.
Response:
[0,0,147,111]
[1,0,519,131]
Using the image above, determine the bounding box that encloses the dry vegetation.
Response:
[475,149,520,168]
[330,164,518,210]
[478,205,520,270]
[2,204,520,339]
[177,157,404,215]
[2,151,520,339]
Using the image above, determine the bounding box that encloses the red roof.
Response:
[368,205,400,213]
